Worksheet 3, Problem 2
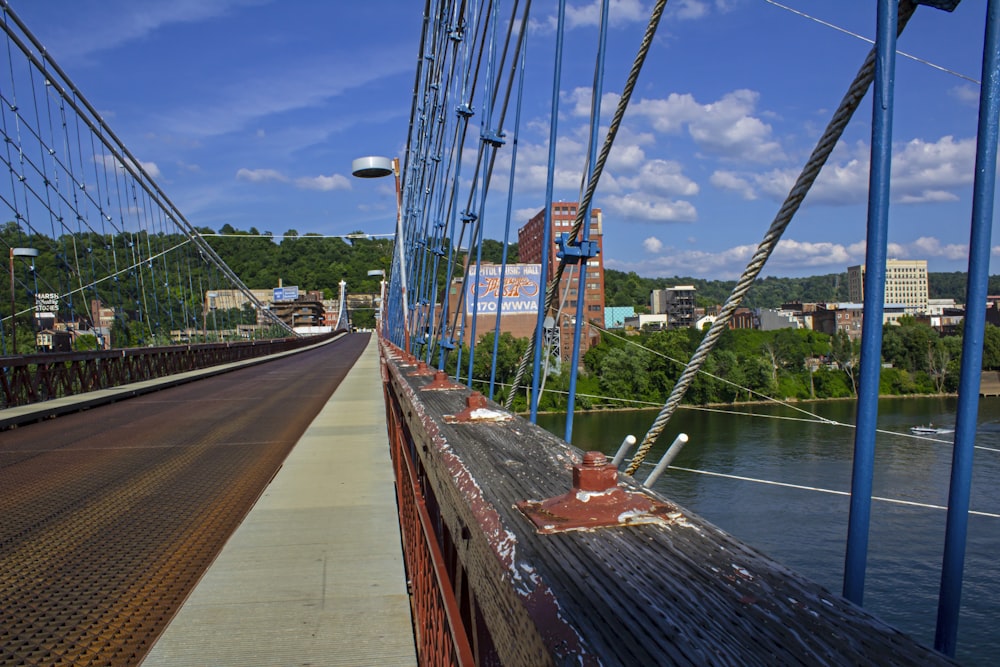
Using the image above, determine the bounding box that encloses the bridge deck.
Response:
[141,335,417,666]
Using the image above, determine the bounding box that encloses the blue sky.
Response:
[8,0,992,279]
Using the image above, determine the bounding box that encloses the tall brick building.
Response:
[517,202,606,359]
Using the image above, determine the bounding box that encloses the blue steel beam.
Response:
[843,0,899,606]
[529,0,567,423]
[935,0,1000,656]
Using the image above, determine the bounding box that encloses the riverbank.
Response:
[523,390,961,417]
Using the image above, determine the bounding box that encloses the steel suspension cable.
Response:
[505,0,669,411]
[0,2,287,335]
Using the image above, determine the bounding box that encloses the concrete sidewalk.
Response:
[142,335,417,666]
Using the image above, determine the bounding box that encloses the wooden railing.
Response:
[379,338,956,666]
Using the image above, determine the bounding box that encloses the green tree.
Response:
[830,330,859,394]
[595,346,653,402]
[983,323,1000,370]
[72,333,100,351]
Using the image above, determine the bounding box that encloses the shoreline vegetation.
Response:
[456,318,1000,415]
[522,390,962,417]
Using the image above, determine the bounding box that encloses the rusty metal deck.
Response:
[0,333,414,666]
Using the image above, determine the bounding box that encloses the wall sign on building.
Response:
[273,285,299,302]
[465,264,540,316]
[35,293,59,315]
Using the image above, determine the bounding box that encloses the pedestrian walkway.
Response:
[142,335,417,666]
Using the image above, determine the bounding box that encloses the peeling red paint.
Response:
[384,353,596,664]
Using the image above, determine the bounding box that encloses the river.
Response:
[537,396,1000,666]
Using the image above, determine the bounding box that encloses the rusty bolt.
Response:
[465,392,487,409]
[573,451,619,492]
[421,370,459,391]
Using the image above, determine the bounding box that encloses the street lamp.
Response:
[9,246,39,355]
[352,155,410,352]
[367,269,386,335]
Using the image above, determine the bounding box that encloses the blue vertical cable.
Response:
[843,0,897,606]
[490,31,527,401]
[465,0,501,388]
[935,0,1000,656]
[564,0,608,443]
[436,2,477,371]
[529,0,566,422]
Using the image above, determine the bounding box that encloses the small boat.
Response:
[910,424,955,435]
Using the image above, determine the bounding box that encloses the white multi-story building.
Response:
[847,259,928,313]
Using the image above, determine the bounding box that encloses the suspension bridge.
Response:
[0,0,995,664]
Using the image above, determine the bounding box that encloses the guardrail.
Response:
[379,338,956,666]
[0,334,338,409]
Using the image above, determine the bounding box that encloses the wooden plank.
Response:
[384,346,955,666]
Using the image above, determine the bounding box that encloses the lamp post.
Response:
[352,155,409,352]
[367,269,386,335]
[9,247,39,355]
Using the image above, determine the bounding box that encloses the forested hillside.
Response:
[202,225,395,297]
[604,268,1000,310]
[201,227,996,309]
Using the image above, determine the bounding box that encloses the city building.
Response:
[271,298,326,330]
[812,303,865,340]
[758,308,806,331]
[518,202,606,359]
[729,307,758,330]
[847,259,929,313]
[623,313,668,331]
[650,286,697,328]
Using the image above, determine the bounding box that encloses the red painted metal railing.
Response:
[0,333,338,409]
[382,349,476,666]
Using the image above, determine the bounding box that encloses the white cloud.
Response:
[952,85,980,106]
[631,89,785,163]
[565,0,649,28]
[671,0,710,21]
[604,193,697,222]
[712,135,976,206]
[515,206,541,221]
[910,236,969,261]
[95,153,160,178]
[769,239,854,267]
[236,168,287,183]
[295,174,352,191]
[608,143,647,171]
[891,136,975,203]
[39,0,267,62]
[643,236,663,252]
[607,235,973,279]
[710,170,756,200]
[617,159,699,197]
[606,237,859,278]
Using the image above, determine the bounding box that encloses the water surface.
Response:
[538,396,1000,666]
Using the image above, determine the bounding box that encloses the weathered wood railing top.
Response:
[382,340,954,666]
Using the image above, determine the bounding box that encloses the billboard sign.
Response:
[465,264,541,316]
[273,285,299,302]
[35,293,59,315]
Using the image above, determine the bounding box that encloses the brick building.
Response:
[517,202,605,359]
